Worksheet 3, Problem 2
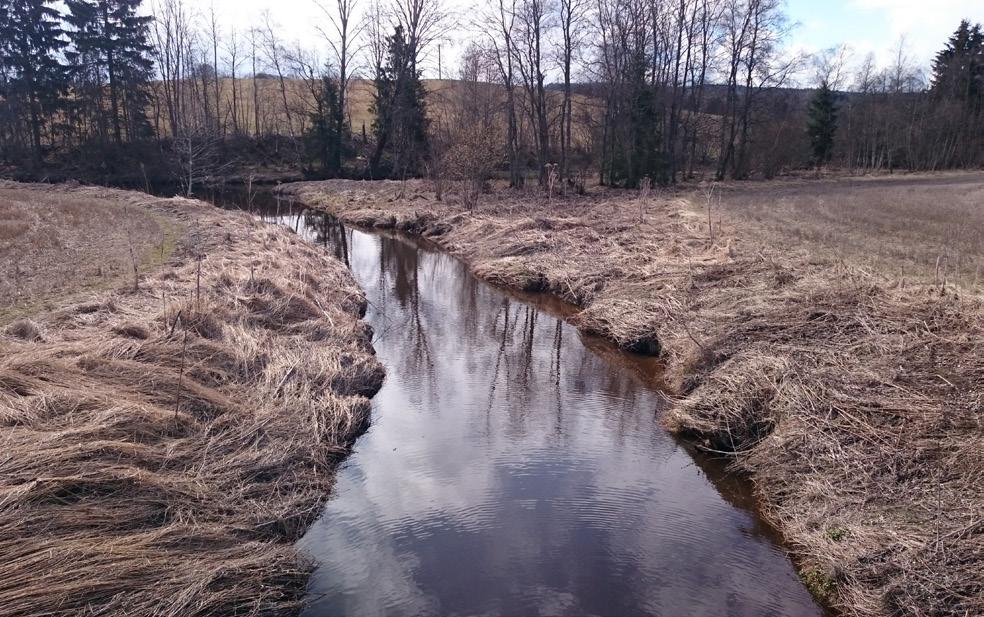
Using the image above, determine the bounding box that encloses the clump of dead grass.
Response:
[4,318,42,342]
[0,183,384,616]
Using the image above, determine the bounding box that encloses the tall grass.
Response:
[0,184,384,616]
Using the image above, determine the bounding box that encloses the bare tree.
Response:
[260,12,295,138]
[224,27,244,135]
[557,0,587,185]
[208,4,222,135]
[314,0,361,135]
[514,0,551,186]
[481,0,524,187]
[150,0,191,138]
[249,27,261,136]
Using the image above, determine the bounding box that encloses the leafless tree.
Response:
[260,11,295,138]
[481,0,524,186]
[224,28,244,135]
[557,0,587,185]
[314,0,362,135]
[514,0,551,186]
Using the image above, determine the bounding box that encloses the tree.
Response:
[65,0,154,145]
[515,0,550,186]
[314,0,360,167]
[807,80,837,167]
[0,0,68,162]
[931,20,984,110]
[481,0,523,187]
[557,0,585,185]
[369,25,430,178]
[304,71,343,175]
[149,0,191,139]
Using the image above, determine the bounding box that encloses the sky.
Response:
[787,0,980,70]
[197,0,981,83]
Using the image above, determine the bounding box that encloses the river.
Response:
[206,188,824,617]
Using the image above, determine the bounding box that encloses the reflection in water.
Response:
[209,189,822,617]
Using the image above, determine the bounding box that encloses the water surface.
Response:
[215,191,823,617]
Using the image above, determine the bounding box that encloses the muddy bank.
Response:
[281,179,983,617]
[0,183,384,616]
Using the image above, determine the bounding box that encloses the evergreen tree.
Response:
[305,73,343,175]
[0,0,67,162]
[65,0,154,145]
[606,52,666,188]
[369,25,429,178]
[930,20,984,111]
[807,80,838,167]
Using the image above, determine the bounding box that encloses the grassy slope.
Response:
[156,77,601,144]
[281,176,983,617]
[0,183,384,616]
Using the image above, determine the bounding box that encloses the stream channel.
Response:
[205,187,825,617]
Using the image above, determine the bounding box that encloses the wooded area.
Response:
[0,0,982,190]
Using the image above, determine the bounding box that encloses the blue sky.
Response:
[786,0,979,68]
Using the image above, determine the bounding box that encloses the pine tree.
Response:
[0,0,67,162]
[930,20,984,111]
[65,0,154,145]
[369,25,429,178]
[305,73,343,175]
[807,80,838,167]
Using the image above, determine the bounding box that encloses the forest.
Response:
[0,0,983,191]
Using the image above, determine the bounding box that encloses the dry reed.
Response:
[0,183,384,617]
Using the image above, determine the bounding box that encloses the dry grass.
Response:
[0,183,174,324]
[711,174,984,289]
[0,183,384,616]
[282,175,984,617]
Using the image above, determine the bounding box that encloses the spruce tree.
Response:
[369,25,429,178]
[0,0,67,162]
[931,20,984,111]
[65,0,154,145]
[807,80,838,167]
[306,73,343,175]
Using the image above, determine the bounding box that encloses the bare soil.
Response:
[281,175,983,617]
[0,183,384,616]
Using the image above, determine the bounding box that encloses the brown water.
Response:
[214,191,824,617]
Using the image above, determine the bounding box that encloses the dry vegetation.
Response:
[0,183,384,616]
[712,174,984,288]
[0,185,173,323]
[281,175,983,617]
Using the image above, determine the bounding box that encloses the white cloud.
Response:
[848,0,979,65]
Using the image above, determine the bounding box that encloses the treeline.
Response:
[0,0,152,163]
[1,0,982,191]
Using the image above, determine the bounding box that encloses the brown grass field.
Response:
[281,173,984,617]
[0,183,384,616]
[711,174,984,288]
[152,78,600,147]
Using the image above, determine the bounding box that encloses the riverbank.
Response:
[281,177,983,617]
[0,182,384,616]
